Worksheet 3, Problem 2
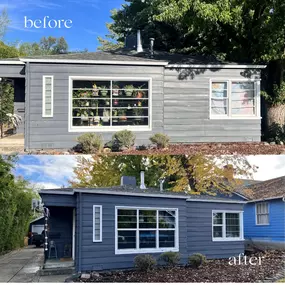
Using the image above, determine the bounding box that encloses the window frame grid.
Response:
[93,205,102,242]
[212,210,244,242]
[255,202,270,226]
[115,206,179,255]
[209,78,261,120]
[68,76,152,132]
[42,75,54,118]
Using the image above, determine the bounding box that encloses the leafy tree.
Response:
[0,41,19,58]
[101,0,285,128]
[70,154,255,195]
[0,156,35,254]
[0,9,9,40]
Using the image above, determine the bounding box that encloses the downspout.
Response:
[24,62,30,150]
[78,192,82,273]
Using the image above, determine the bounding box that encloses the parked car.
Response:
[31,232,44,247]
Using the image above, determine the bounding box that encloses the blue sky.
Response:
[1,0,125,51]
[12,155,285,190]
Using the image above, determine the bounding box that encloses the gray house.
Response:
[39,174,246,272]
[0,44,265,150]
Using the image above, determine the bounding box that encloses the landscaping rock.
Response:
[80,273,90,280]
[270,142,276,145]
[91,271,100,278]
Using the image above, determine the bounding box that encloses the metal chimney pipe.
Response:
[140,171,146,189]
[159,178,165,192]
[137,30,143,53]
[150,38,155,58]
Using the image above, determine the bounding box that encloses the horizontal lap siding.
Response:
[27,64,164,149]
[78,193,187,271]
[163,68,261,142]
[187,202,244,258]
[0,65,25,78]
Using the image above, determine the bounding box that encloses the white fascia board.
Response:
[167,64,267,69]
[186,198,247,204]
[247,196,284,203]
[19,58,169,66]
[39,189,74,195]
[0,61,25,65]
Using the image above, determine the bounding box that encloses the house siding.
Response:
[187,201,244,258]
[26,63,164,149]
[244,199,285,243]
[163,68,261,142]
[0,64,25,78]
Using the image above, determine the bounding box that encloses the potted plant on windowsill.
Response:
[113,109,118,123]
[92,83,99,97]
[133,107,144,121]
[112,84,120,96]
[135,86,145,99]
[99,86,108,97]
[93,101,100,125]
[124,85,134,97]
[118,109,127,122]
[102,109,110,123]
[81,110,89,122]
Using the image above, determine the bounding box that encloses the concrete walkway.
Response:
[0,246,69,283]
[0,133,24,154]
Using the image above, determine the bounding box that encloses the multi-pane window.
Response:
[212,211,243,241]
[211,80,258,118]
[93,205,102,242]
[256,203,269,225]
[70,78,151,131]
[116,207,178,254]
[42,76,53,117]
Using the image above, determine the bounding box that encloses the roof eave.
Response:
[0,60,25,65]
[166,64,267,69]
[186,198,246,204]
[247,196,284,203]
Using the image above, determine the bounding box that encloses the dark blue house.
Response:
[236,176,285,250]
[39,173,246,273]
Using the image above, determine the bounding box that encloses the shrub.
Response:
[112,130,136,150]
[188,253,206,268]
[159,251,181,266]
[265,123,285,144]
[134,254,157,271]
[149,133,170,149]
[77,133,104,153]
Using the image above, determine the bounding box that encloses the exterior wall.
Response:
[26,63,164,149]
[42,194,76,207]
[163,67,261,142]
[244,199,285,244]
[187,201,245,258]
[0,64,25,78]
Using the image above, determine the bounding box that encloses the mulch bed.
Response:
[77,250,284,283]
[26,142,285,155]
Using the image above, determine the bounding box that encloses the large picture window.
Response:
[212,211,243,241]
[115,207,178,254]
[69,77,151,131]
[210,80,259,118]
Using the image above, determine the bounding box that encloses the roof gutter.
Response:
[246,196,284,203]
[19,58,169,66]
[186,198,247,204]
[167,64,267,69]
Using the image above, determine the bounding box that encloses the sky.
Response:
[1,0,125,51]
[13,155,285,190]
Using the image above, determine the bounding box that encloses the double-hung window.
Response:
[212,211,243,241]
[115,207,178,254]
[210,80,259,118]
[93,205,102,242]
[256,202,269,225]
[42,76,54,117]
[70,77,151,132]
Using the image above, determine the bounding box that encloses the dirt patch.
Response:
[77,251,284,283]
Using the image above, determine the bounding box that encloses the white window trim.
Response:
[212,210,244,242]
[115,206,179,255]
[93,205,102,242]
[255,202,270,226]
[209,78,261,120]
[68,76,152,132]
[42,75,54,118]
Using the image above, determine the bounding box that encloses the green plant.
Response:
[134,254,157,271]
[265,123,285,143]
[188,253,206,268]
[149,133,170,149]
[159,252,181,266]
[133,108,144,119]
[99,85,108,96]
[124,85,134,96]
[112,129,136,150]
[261,82,285,106]
[77,133,104,153]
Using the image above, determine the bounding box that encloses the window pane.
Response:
[226,213,240,238]
[139,230,156,248]
[211,99,228,115]
[159,230,175,248]
[213,226,223,238]
[118,209,137,229]
[45,77,52,84]
[159,211,176,228]
[118,230,136,249]
[213,213,223,225]
[93,206,101,241]
[139,210,156,228]
[212,82,228,98]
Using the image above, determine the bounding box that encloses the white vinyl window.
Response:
[256,203,269,225]
[93,205,102,242]
[69,76,152,132]
[42,76,54,117]
[212,211,244,241]
[115,207,179,254]
[210,80,260,119]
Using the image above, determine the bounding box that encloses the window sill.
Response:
[115,247,179,255]
[209,116,262,120]
[255,224,270,226]
[212,238,244,242]
[69,126,152,132]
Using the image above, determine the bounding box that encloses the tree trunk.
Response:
[267,104,285,127]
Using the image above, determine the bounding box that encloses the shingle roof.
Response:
[235,176,285,200]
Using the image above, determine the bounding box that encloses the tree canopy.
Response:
[70,154,255,196]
